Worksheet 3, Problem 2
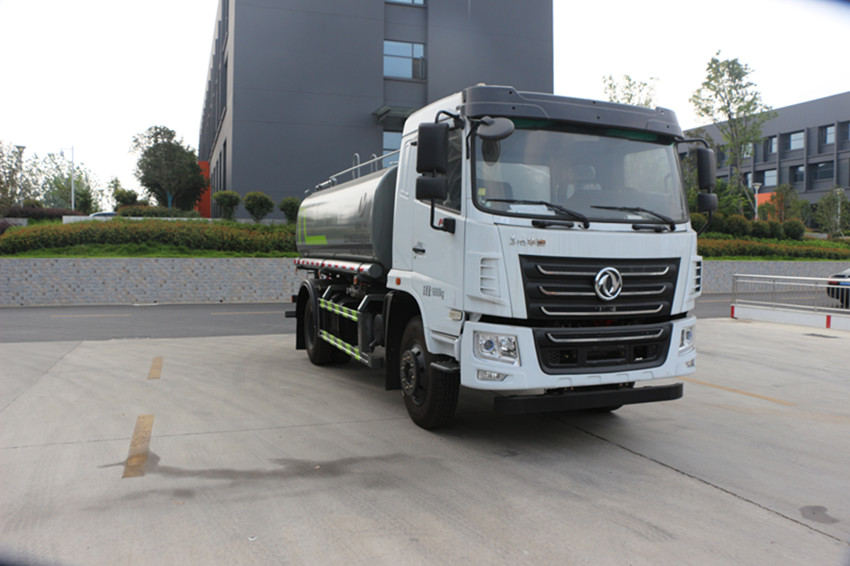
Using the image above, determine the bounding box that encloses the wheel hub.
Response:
[400,345,426,404]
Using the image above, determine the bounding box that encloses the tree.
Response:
[603,75,658,108]
[112,178,143,208]
[133,126,206,210]
[278,196,301,223]
[814,187,850,238]
[243,191,274,223]
[690,52,775,216]
[30,152,102,214]
[0,142,34,209]
[213,190,241,221]
[764,184,805,223]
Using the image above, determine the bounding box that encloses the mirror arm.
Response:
[697,210,713,236]
[429,200,455,234]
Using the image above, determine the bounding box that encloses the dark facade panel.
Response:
[200,0,554,218]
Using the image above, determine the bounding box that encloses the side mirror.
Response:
[695,147,716,192]
[477,116,514,141]
[415,126,454,234]
[417,122,449,174]
[416,176,447,201]
[697,192,718,214]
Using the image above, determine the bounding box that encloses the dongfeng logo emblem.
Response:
[594,267,623,301]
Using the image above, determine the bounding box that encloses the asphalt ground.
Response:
[0,295,732,343]
[1,313,849,565]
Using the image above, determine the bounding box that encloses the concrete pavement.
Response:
[1,320,849,565]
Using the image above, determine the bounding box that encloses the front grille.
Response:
[534,323,672,374]
[520,256,680,321]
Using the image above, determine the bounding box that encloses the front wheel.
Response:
[399,317,459,430]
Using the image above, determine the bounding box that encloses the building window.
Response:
[810,162,834,181]
[790,165,805,183]
[821,125,835,145]
[384,40,426,80]
[763,169,777,187]
[783,131,804,151]
[764,136,776,155]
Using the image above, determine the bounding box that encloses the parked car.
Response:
[826,267,850,308]
[89,211,116,218]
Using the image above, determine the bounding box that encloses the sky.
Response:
[1,0,849,202]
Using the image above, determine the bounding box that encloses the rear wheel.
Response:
[303,298,347,365]
[399,317,459,430]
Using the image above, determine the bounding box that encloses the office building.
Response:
[198,0,553,218]
[690,92,850,206]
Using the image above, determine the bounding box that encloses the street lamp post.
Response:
[752,182,762,221]
[60,146,75,211]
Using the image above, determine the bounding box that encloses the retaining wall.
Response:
[1,258,848,307]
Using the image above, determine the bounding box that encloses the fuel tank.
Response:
[296,166,397,268]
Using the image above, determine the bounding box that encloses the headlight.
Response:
[474,332,519,365]
[679,325,695,353]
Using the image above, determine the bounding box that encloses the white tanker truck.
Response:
[289,85,718,429]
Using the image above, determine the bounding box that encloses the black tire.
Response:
[399,317,459,430]
[303,298,343,365]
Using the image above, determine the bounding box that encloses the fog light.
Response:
[679,325,695,352]
[474,332,519,364]
[477,370,509,382]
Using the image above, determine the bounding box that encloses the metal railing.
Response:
[732,274,849,315]
[312,150,400,193]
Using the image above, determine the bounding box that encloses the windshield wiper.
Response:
[591,205,676,231]
[486,199,590,228]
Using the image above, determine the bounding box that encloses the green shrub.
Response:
[768,220,784,239]
[724,214,752,237]
[709,212,726,234]
[213,190,241,221]
[244,191,274,223]
[279,197,301,224]
[690,212,707,233]
[782,219,806,240]
[751,220,770,238]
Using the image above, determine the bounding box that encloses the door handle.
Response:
[413,245,426,255]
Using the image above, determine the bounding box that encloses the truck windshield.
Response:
[473,121,689,224]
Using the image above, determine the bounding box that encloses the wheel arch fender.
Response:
[383,291,420,390]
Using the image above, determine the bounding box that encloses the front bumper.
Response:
[494,382,683,414]
[459,316,697,392]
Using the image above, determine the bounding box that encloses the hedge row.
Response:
[1,206,84,220]
[691,213,806,240]
[698,238,850,259]
[0,219,296,255]
[116,205,201,218]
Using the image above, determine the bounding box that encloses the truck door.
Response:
[409,129,466,341]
